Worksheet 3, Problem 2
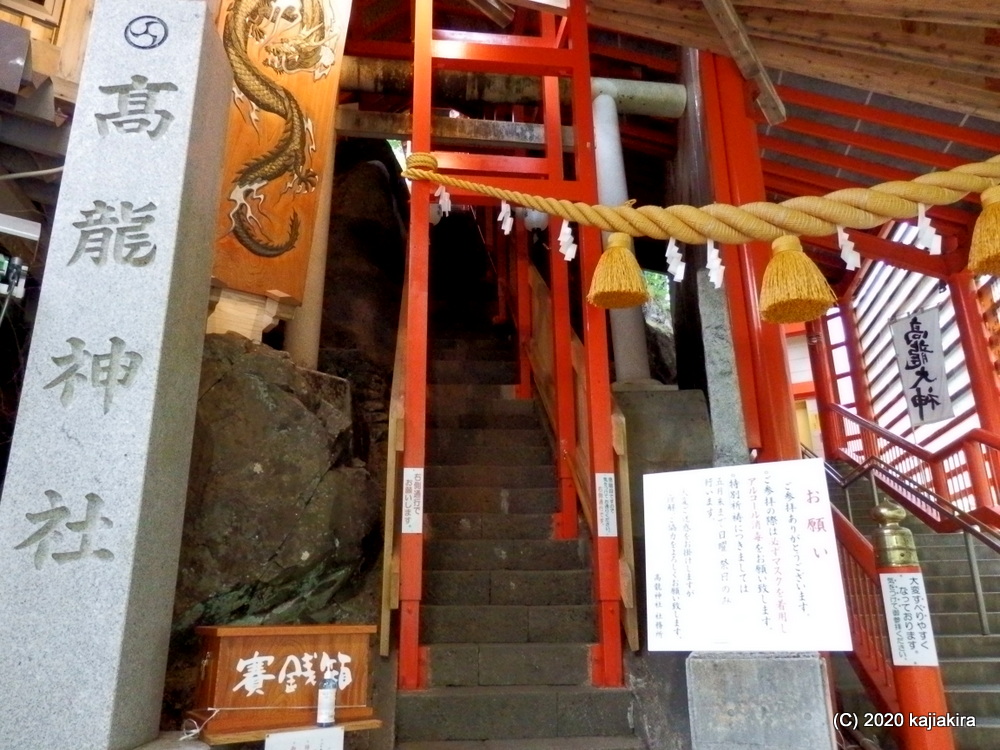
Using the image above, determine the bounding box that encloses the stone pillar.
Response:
[0,2,230,749]
[593,92,652,383]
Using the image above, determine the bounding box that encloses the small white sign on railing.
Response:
[880,571,939,667]
[401,467,424,534]
[596,472,618,537]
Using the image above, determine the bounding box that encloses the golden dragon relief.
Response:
[222,0,338,257]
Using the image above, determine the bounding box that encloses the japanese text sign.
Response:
[643,459,852,651]
[890,308,953,427]
[880,572,939,666]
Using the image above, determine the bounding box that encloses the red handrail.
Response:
[829,404,1000,528]
[832,508,898,714]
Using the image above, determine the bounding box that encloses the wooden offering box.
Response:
[191,624,376,744]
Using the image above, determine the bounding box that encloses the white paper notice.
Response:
[880,572,939,666]
[643,458,852,652]
[401,467,424,534]
[596,473,618,537]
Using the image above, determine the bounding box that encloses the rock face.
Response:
[164,334,381,729]
[174,333,380,631]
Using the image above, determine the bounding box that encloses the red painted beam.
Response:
[589,42,679,76]
[777,117,967,172]
[760,134,915,184]
[430,40,575,76]
[431,152,551,176]
[777,86,1000,155]
[806,233,951,279]
[433,29,556,47]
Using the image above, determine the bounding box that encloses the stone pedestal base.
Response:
[687,652,835,750]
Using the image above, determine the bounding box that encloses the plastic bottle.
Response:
[316,670,336,727]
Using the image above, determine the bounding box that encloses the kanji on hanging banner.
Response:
[890,308,953,427]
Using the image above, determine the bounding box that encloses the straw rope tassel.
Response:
[969,185,1000,276]
[760,235,837,324]
[587,232,649,309]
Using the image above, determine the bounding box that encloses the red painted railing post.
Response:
[539,13,578,541]
[566,0,622,686]
[871,501,955,750]
[397,0,435,690]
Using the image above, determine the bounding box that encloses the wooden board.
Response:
[211,0,353,301]
[190,624,376,743]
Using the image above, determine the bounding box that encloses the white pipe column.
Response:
[593,92,652,383]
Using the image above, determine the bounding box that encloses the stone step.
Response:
[430,341,517,361]
[924,574,1000,595]
[932,611,1000,635]
[428,444,553,467]
[425,487,557,515]
[925,591,1000,612]
[427,396,537,418]
[941,656,1000,684]
[426,466,556,488]
[914,559,1000,577]
[421,605,596,644]
[397,737,644,750]
[430,360,519,385]
[425,539,586,571]
[429,412,543,430]
[426,513,553,540]
[424,570,593,606]
[942,685,1000,717]
[429,427,549,449]
[425,643,591,687]
[395,686,634,742]
[914,543,998,562]
[428,384,519,401]
[935,635,1000,659]
[953,717,1000,750]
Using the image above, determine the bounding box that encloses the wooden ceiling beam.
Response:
[755,38,1000,123]
[588,3,1000,121]
[731,0,1000,27]
[740,9,1000,79]
[700,0,786,124]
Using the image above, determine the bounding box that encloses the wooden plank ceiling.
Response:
[589,1,1000,122]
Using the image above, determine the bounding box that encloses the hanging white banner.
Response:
[890,308,953,428]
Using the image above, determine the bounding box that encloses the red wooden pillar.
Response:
[567,0,622,686]
[949,271,1000,521]
[806,319,846,457]
[839,299,880,462]
[540,13,580,541]
[701,53,799,462]
[514,218,533,400]
[398,0,434,690]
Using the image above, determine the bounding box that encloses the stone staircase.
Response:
[394,313,639,748]
[830,480,1000,749]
